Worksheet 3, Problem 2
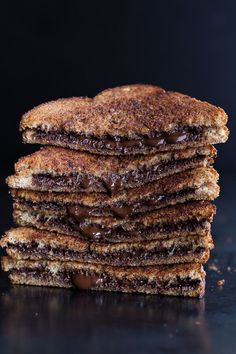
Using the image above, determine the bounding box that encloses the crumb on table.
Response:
[217,279,225,287]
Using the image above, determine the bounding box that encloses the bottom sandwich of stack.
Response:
[1,258,205,298]
[0,226,213,297]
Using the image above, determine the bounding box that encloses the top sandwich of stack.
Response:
[20,84,228,155]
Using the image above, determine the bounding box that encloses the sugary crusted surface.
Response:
[1,227,213,266]
[1,226,213,248]
[20,84,228,137]
[9,167,219,206]
[12,211,212,243]
[11,145,216,175]
[1,256,204,279]
[13,201,216,228]
[1,258,205,297]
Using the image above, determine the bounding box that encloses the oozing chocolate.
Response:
[11,241,207,266]
[12,267,202,293]
[72,274,100,289]
[17,187,198,219]
[33,126,204,154]
[35,214,210,242]
[66,188,190,218]
[32,155,207,194]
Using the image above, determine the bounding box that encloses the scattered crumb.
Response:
[227,266,231,272]
[195,321,201,325]
[217,279,225,287]
[35,312,39,316]
[208,263,221,274]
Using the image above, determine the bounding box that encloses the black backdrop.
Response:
[1,0,234,176]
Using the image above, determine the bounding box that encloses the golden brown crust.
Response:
[1,257,206,297]
[13,200,216,228]
[12,145,216,175]
[1,256,203,277]
[21,84,228,137]
[1,227,213,266]
[6,145,216,192]
[12,201,215,243]
[9,167,219,208]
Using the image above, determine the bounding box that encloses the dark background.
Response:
[0,3,236,353]
[0,0,234,176]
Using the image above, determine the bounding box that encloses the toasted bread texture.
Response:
[10,167,219,218]
[1,227,213,266]
[20,84,229,155]
[13,201,215,243]
[1,257,206,297]
[6,146,215,193]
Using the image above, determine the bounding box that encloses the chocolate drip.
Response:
[42,214,209,242]
[32,155,207,195]
[72,274,101,289]
[164,132,187,144]
[67,212,105,239]
[103,176,123,195]
[12,268,202,292]
[20,187,197,221]
[67,190,183,220]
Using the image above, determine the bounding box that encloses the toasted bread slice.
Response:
[1,227,213,267]
[6,145,215,193]
[13,201,215,243]
[10,167,219,219]
[21,84,228,155]
[1,257,206,297]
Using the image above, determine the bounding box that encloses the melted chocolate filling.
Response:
[33,126,204,153]
[36,214,209,242]
[11,242,206,266]
[67,188,194,219]
[32,155,206,194]
[17,187,197,219]
[12,268,201,291]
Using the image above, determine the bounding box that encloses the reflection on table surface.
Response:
[0,282,210,354]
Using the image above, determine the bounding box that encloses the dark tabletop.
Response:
[0,174,235,354]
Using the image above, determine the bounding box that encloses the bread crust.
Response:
[1,257,206,297]
[21,84,228,137]
[1,227,213,267]
[13,200,216,227]
[9,167,219,209]
[12,145,216,175]
[6,143,218,194]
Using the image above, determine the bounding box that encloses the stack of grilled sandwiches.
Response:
[1,84,229,297]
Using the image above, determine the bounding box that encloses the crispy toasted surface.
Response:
[1,257,204,279]
[1,257,206,297]
[12,145,216,175]
[6,146,215,193]
[13,200,216,227]
[12,201,214,243]
[21,84,227,136]
[9,167,219,211]
[1,227,213,266]
[20,84,229,154]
